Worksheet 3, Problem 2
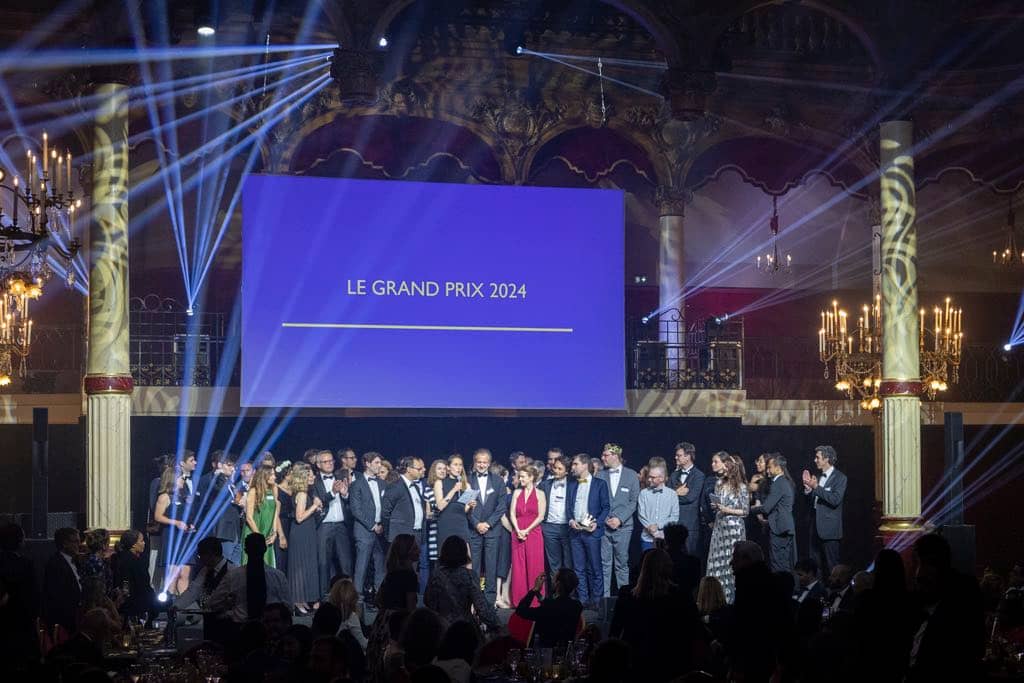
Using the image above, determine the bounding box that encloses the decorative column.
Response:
[656,186,689,369]
[85,82,132,530]
[878,120,922,533]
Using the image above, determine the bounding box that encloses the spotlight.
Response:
[1004,343,1013,352]
[516,45,524,55]
[641,316,649,325]
[194,0,217,37]
[713,313,730,325]
[157,591,169,603]
[186,307,194,317]
[197,25,216,37]
[378,36,389,48]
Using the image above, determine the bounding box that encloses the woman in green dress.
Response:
[242,465,285,566]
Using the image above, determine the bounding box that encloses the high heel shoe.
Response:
[294,605,309,616]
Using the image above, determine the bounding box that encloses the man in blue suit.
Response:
[668,441,705,558]
[566,453,610,610]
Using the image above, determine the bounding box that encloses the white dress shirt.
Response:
[797,580,820,603]
[207,564,291,623]
[367,477,382,524]
[322,472,344,522]
[815,467,833,509]
[402,475,424,530]
[608,467,622,496]
[61,552,81,589]
[546,479,568,524]
[573,478,591,523]
[475,473,490,504]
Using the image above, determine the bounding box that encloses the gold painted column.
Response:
[85,83,132,530]
[878,120,922,532]
[656,186,688,359]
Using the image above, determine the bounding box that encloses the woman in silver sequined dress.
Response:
[705,452,749,603]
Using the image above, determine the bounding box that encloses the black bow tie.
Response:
[322,475,334,481]
[609,469,620,474]
[651,489,663,494]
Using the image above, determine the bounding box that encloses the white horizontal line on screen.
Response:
[282,322,573,333]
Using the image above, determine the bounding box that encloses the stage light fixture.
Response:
[157,591,169,603]
[186,307,194,317]
[516,46,524,55]
[197,25,215,37]
[194,0,217,37]
[641,316,649,324]
[378,36,389,48]
[1004,343,1012,351]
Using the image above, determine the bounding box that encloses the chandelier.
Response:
[992,196,1024,266]
[817,296,963,409]
[755,195,792,274]
[0,132,81,386]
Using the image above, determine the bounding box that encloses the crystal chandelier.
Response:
[818,296,963,409]
[755,195,792,274]
[992,196,1024,266]
[0,132,82,386]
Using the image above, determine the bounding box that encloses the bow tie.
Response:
[579,478,589,484]
[609,469,620,474]
[322,475,334,481]
[681,469,691,475]
[182,474,192,480]
[651,489,663,494]
[553,482,565,488]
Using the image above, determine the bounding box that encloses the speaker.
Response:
[943,412,965,525]
[31,408,48,539]
[938,524,976,576]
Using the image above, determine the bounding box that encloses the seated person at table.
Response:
[112,529,158,627]
[207,533,291,624]
[513,568,583,648]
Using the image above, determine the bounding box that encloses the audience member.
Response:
[424,535,499,633]
[328,577,367,649]
[207,533,291,624]
[43,527,83,635]
[434,619,479,683]
[664,523,701,598]
[514,568,583,647]
[113,529,157,625]
[0,523,39,668]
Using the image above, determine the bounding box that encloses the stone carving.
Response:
[471,90,564,182]
[655,184,693,216]
[625,101,720,187]
[330,48,381,106]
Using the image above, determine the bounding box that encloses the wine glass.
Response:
[508,648,522,680]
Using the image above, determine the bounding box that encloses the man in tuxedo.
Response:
[349,451,387,598]
[567,453,610,610]
[802,445,847,576]
[668,441,705,557]
[755,453,796,572]
[539,454,573,591]
[381,456,426,540]
[596,443,638,598]
[175,536,234,642]
[826,563,855,614]
[794,558,827,604]
[467,448,508,604]
[42,527,82,633]
[312,449,353,596]
[197,452,243,564]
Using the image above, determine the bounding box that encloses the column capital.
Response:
[655,185,692,217]
[330,47,381,105]
[660,67,717,123]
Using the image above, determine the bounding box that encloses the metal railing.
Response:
[628,310,744,390]
[129,295,231,387]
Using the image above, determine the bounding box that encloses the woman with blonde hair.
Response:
[287,463,322,614]
[153,466,192,594]
[243,465,283,567]
[706,451,749,603]
[328,577,367,649]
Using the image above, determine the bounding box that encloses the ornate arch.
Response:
[526,125,659,188]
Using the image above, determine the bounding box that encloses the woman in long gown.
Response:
[509,463,547,606]
[287,463,322,614]
[242,465,281,567]
[434,454,470,547]
[424,460,445,569]
[706,452,749,604]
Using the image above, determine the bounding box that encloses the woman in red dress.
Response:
[510,462,548,606]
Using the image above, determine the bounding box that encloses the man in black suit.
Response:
[794,558,827,604]
[802,445,847,576]
[466,448,508,604]
[349,451,387,598]
[197,451,243,564]
[42,527,82,634]
[825,563,855,614]
[668,441,705,558]
[381,456,427,541]
[312,450,353,596]
[175,536,234,642]
[755,453,796,573]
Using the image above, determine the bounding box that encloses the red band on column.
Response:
[84,375,134,395]
[879,381,921,396]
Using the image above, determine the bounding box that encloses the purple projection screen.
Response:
[241,175,624,409]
